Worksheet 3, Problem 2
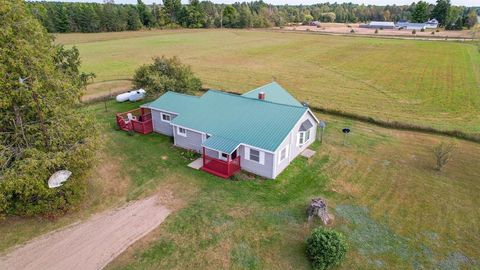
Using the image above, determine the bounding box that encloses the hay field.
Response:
[57,29,480,133]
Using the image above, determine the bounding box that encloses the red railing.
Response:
[202,153,241,178]
[116,108,153,134]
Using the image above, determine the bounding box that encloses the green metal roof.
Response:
[202,135,240,154]
[147,92,201,115]
[147,84,308,152]
[241,82,303,107]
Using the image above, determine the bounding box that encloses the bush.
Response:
[374,29,378,34]
[420,28,425,32]
[350,29,355,33]
[306,227,347,270]
[0,142,95,217]
[412,29,417,34]
[133,56,202,96]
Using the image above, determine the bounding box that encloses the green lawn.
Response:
[57,29,480,133]
[100,100,480,269]
[2,99,479,269]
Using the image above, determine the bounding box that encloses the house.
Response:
[395,19,438,30]
[121,82,319,179]
[359,21,396,29]
[425,19,439,29]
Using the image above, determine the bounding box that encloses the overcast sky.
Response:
[31,0,479,7]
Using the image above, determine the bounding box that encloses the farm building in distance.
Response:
[359,21,396,29]
[116,82,319,179]
[360,19,439,30]
[397,19,439,30]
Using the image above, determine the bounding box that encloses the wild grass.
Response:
[57,29,480,133]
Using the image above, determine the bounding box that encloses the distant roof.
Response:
[368,21,395,26]
[147,83,311,152]
[241,82,303,107]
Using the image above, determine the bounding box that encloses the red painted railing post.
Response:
[227,155,230,177]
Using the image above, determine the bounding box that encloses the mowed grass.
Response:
[1,99,479,268]
[56,29,480,133]
[95,100,478,269]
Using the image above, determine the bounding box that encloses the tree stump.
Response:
[307,198,330,225]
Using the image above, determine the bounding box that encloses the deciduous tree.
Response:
[0,0,97,217]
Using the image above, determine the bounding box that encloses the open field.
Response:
[282,23,477,39]
[2,99,479,269]
[56,29,480,134]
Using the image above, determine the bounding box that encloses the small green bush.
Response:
[306,227,347,270]
[412,29,417,34]
[350,29,355,33]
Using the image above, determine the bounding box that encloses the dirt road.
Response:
[0,196,170,270]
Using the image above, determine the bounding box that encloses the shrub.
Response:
[350,29,355,33]
[306,227,347,270]
[431,31,435,35]
[374,29,378,34]
[133,56,202,96]
[412,29,417,34]
[433,142,455,171]
[420,28,425,32]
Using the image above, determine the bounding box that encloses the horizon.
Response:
[29,0,479,7]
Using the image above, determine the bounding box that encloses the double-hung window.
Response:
[250,149,260,162]
[177,127,187,137]
[245,147,264,165]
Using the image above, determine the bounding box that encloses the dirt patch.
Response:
[281,24,475,40]
[0,196,170,270]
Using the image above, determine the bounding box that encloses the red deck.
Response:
[116,108,153,135]
[201,148,241,178]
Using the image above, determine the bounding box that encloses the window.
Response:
[279,145,289,163]
[298,129,311,147]
[219,152,228,161]
[177,127,186,137]
[298,132,305,146]
[249,149,260,162]
[245,147,264,165]
[161,113,171,122]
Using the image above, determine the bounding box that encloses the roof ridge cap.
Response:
[207,89,307,110]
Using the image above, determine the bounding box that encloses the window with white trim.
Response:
[279,145,289,163]
[177,127,186,137]
[219,152,228,161]
[161,113,171,122]
[250,149,260,162]
[245,147,265,165]
[297,129,311,146]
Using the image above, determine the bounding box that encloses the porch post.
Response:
[227,154,230,176]
[202,147,206,167]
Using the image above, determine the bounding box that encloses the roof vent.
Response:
[302,101,309,107]
[258,92,266,100]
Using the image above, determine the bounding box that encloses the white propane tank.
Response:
[128,89,146,102]
[116,91,133,102]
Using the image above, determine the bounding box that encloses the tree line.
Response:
[27,0,479,33]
